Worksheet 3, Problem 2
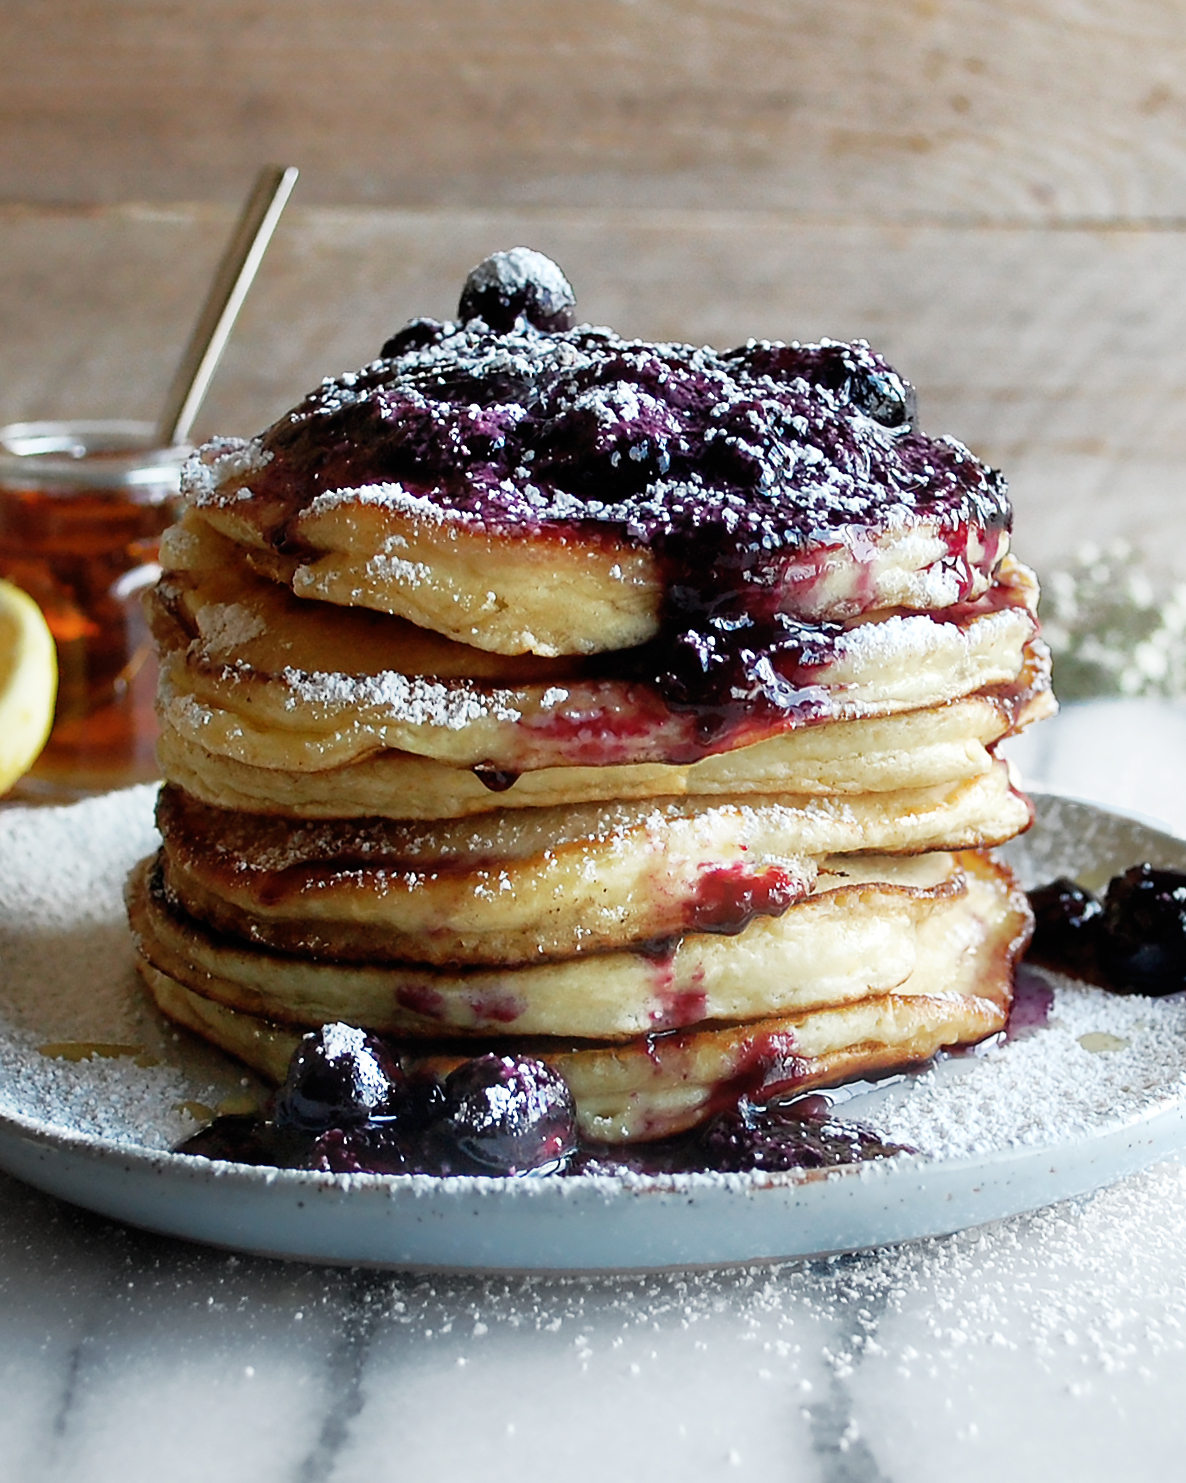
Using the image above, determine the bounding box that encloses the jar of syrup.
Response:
[0,421,188,799]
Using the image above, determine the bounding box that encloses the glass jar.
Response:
[0,421,188,800]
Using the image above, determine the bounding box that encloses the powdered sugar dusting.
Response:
[332,1160,1186,1377]
[278,666,523,729]
[181,435,271,506]
[194,601,267,654]
[0,1027,201,1150]
[0,787,262,1149]
[305,481,473,528]
[875,971,1186,1159]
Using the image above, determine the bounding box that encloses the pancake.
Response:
[155,666,1052,820]
[144,963,1013,1142]
[151,544,1040,775]
[127,851,1021,1041]
[181,327,1010,657]
[137,847,1027,1141]
[154,768,1029,966]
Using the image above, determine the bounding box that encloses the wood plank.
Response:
[1,202,1184,580]
[4,0,1186,220]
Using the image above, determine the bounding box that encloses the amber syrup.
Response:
[0,477,173,796]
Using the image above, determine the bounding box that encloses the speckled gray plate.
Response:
[2,793,1186,1271]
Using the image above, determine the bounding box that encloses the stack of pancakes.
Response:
[127,253,1049,1145]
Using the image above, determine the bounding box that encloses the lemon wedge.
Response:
[0,577,57,794]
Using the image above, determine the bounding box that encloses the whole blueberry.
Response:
[431,1054,577,1174]
[1099,863,1186,995]
[1026,877,1103,977]
[849,365,917,429]
[458,249,576,334]
[273,1022,406,1133]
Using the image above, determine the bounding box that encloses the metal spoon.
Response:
[155,164,299,449]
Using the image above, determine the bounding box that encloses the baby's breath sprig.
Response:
[1040,541,1186,700]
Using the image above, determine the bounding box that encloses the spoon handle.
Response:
[156,164,299,449]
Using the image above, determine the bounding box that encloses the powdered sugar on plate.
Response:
[0,786,262,1149]
[870,972,1186,1161]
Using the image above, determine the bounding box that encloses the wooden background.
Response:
[4,0,1186,578]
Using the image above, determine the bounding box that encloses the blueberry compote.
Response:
[247,249,1012,753]
[569,1097,909,1178]
[178,1024,909,1177]
[1026,864,1186,995]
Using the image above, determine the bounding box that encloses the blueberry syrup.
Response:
[701,1027,806,1109]
[1005,963,1055,1037]
[473,766,520,792]
[242,251,1011,751]
[1025,865,1186,996]
[648,988,708,1030]
[682,861,803,935]
[177,1025,911,1177]
[568,1097,910,1178]
[629,863,800,971]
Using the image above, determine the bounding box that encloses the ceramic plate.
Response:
[1,789,1185,1271]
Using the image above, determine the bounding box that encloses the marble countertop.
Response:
[5,698,1186,1483]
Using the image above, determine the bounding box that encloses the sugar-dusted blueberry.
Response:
[380,317,449,358]
[702,397,798,488]
[1099,863,1186,995]
[431,1053,577,1175]
[273,1022,406,1133]
[458,248,576,333]
[534,389,681,496]
[1026,876,1103,977]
